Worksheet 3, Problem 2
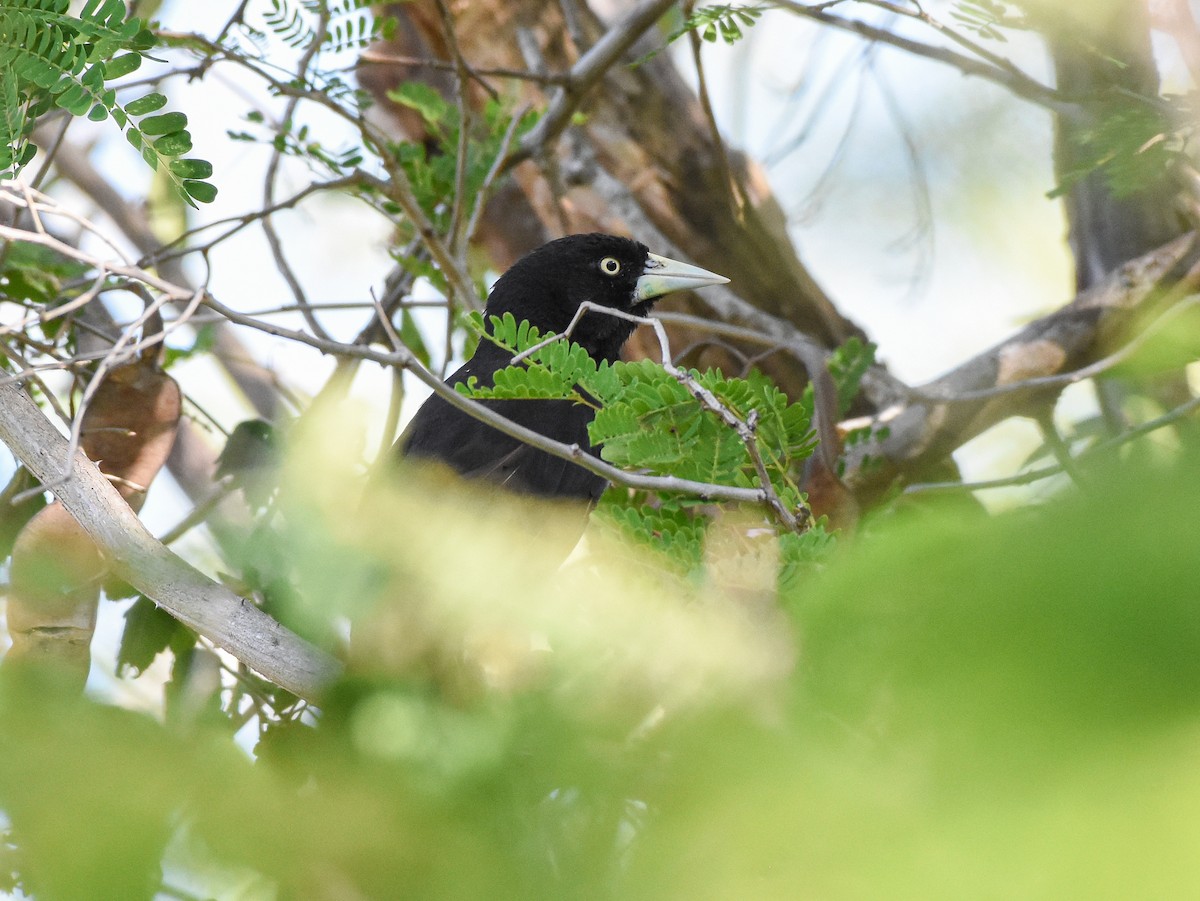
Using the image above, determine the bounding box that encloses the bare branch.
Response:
[259,2,335,343]
[205,292,774,505]
[776,1,1071,114]
[40,137,285,419]
[356,51,566,85]
[510,0,680,165]
[0,381,342,701]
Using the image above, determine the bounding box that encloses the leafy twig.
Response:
[513,301,806,532]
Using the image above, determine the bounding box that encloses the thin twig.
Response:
[463,104,529,248]
[144,174,363,270]
[906,393,1200,496]
[686,3,748,220]
[259,0,334,343]
[203,293,771,506]
[157,31,484,314]
[355,51,567,85]
[776,1,1071,114]
[0,200,775,508]
[435,0,478,259]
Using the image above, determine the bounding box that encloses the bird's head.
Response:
[483,233,729,362]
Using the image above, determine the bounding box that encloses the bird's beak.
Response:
[635,252,730,302]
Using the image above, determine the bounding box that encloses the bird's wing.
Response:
[458,421,606,501]
[397,370,606,501]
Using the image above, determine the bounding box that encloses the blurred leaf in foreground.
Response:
[2,416,1200,898]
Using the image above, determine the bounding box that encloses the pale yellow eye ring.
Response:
[599,257,621,276]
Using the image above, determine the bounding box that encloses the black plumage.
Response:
[396,233,728,500]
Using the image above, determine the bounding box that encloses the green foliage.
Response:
[686,3,764,45]
[806,334,876,417]
[0,240,89,307]
[264,0,396,53]
[161,322,216,369]
[0,467,45,561]
[5,450,1200,897]
[1050,100,1186,201]
[667,4,764,47]
[246,0,534,255]
[116,595,195,678]
[461,311,817,491]
[638,3,764,64]
[0,0,217,204]
[458,311,826,578]
[384,86,540,252]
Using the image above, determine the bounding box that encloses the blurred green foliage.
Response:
[3,436,1200,898]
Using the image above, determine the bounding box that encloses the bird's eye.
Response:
[599,257,621,276]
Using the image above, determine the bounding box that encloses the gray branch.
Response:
[0,381,342,701]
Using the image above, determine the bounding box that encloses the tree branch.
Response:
[0,381,342,701]
[509,0,679,165]
[777,1,1072,115]
[39,136,284,420]
[845,232,1200,493]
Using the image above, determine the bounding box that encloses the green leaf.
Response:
[169,157,214,178]
[387,81,450,131]
[124,92,167,116]
[153,130,192,155]
[102,52,142,79]
[116,596,193,678]
[182,179,217,203]
[139,111,187,135]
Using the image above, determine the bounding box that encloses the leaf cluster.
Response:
[0,240,90,314]
[460,311,818,488]
[638,3,764,64]
[229,108,367,175]
[458,312,843,577]
[0,0,216,204]
[9,437,1200,900]
[665,3,764,49]
[384,82,540,243]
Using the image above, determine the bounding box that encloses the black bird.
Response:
[396,233,728,501]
